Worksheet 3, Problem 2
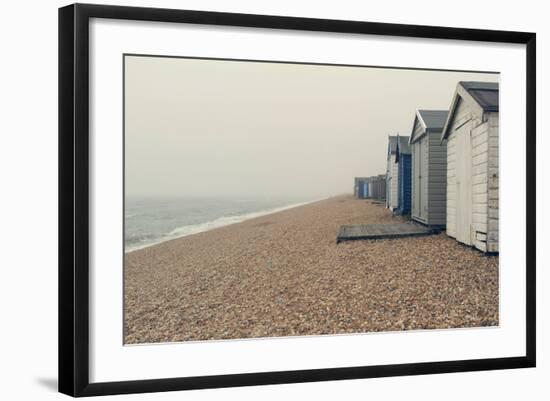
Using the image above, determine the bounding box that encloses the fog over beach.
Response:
[125,56,498,200]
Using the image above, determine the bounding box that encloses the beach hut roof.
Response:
[461,81,499,111]
[395,135,411,162]
[357,176,383,183]
[388,135,398,154]
[399,136,411,153]
[388,135,410,155]
[418,110,449,130]
[441,81,499,141]
[410,110,449,144]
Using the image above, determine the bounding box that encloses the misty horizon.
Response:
[124,55,498,199]
[124,193,326,202]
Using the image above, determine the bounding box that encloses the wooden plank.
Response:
[336,223,435,243]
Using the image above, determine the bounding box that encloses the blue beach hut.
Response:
[395,135,412,215]
[361,179,369,198]
[354,177,369,199]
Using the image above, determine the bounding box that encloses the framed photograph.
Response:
[58,3,536,397]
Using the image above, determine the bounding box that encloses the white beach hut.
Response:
[386,136,398,210]
[409,109,449,228]
[441,81,499,253]
[386,135,410,211]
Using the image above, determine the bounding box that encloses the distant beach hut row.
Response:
[354,175,386,201]
[353,81,499,253]
[354,177,370,199]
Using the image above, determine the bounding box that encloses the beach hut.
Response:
[368,174,386,201]
[409,109,449,227]
[379,174,387,201]
[363,180,369,198]
[395,137,412,215]
[363,177,372,198]
[353,177,360,198]
[386,136,410,211]
[386,136,398,209]
[441,81,499,253]
[354,177,370,199]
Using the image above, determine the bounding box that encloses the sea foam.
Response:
[125,198,322,253]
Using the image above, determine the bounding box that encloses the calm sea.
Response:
[125,196,316,252]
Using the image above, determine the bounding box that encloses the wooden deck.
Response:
[337,222,434,243]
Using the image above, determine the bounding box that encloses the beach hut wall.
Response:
[441,81,499,253]
[386,136,399,210]
[370,178,378,199]
[370,174,386,201]
[382,174,388,201]
[354,177,370,199]
[369,180,373,198]
[396,145,411,215]
[365,176,378,199]
[353,177,359,198]
[409,109,449,227]
[395,138,412,215]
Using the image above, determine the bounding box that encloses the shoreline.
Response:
[125,195,333,254]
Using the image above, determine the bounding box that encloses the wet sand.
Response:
[124,195,498,344]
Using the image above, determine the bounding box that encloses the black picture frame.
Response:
[59,3,536,397]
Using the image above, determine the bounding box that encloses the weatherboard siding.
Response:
[446,98,471,239]
[413,118,425,141]
[411,119,447,227]
[427,132,447,226]
[486,113,499,253]
[411,142,421,221]
[446,131,457,238]
[421,138,429,219]
[390,154,399,209]
[471,119,489,252]
[411,119,424,221]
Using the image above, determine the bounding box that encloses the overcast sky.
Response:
[125,55,498,199]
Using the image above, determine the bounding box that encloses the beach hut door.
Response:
[455,126,473,245]
[417,142,424,219]
[413,141,424,220]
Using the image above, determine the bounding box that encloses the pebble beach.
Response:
[124,195,499,344]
